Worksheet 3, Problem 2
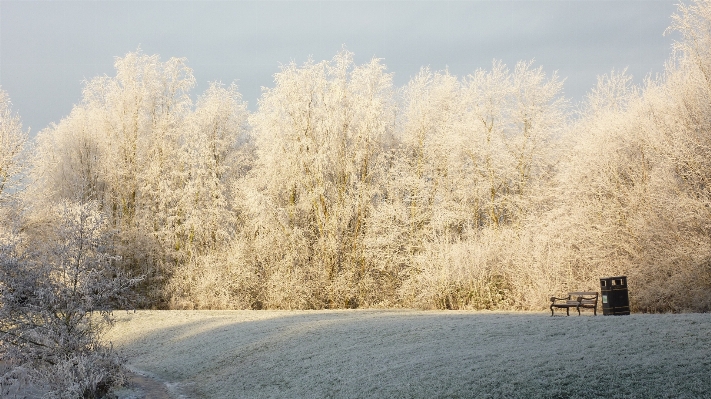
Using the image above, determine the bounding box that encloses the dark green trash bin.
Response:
[600,276,630,315]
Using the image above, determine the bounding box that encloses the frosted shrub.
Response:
[0,201,138,397]
[398,234,516,310]
[167,255,247,310]
[37,349,126,399]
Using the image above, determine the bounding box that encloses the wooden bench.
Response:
[550,292,598,316]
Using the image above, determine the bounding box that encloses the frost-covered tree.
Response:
[397,69,464,243]
[0,88,28,205]
[31,106,105,205]
[32,50,255,308]
[165,82,251,309]
[33,50,198,305]
[177,82,248,257]
[547,0,711,312]
[391,61,566,309]
[0,201,138,398]
[0,88,28,293]
[458,60,565,228]
[247,49,395,308]
[85,51,195,274]
[638,0,711,310]
[553,70,645,288]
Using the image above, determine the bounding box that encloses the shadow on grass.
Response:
[106,310,711,399]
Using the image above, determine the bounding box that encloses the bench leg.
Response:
[550,306,554,316]
[565,307,569,316]
[577,306,581,316]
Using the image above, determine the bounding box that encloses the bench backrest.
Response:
[569,291,598,306]
[568,291,598,297]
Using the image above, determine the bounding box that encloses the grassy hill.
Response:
[106,310,711,398]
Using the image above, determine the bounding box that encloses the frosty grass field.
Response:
[106,310,711,399]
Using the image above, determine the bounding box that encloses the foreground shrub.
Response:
[0,201,139,397]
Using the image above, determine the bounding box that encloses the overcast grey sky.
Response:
[1,0,678,135]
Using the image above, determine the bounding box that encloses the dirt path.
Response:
[128,372,174,399]
[114,368,179,399]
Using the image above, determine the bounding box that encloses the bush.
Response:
[0,201,139,398]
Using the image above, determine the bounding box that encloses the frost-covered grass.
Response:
[106,310,711,399]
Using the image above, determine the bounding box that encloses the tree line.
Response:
[3,2,711,316]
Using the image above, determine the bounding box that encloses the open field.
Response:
[106,310,711,399]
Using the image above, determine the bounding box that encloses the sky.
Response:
[0,0,679,136]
